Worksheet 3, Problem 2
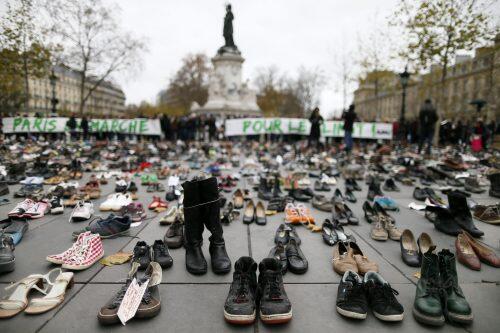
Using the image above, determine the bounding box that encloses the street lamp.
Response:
[49,68,59,116]
[398,66,410,140]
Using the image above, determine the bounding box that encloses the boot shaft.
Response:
[420,251,440,281]
[438,249,458,285]
[447,191,470,216]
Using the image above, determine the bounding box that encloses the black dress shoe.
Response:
[400,230,420,267]
[363,201,377,224]
[334,189,344,202]
[447,191,484,238]
[268,243,287,274]
[274,224,289,245]
[285,239,308,274]
[243,200,256,224]
[345,189,357,203]
[289,189,311,202]
[322,220,338,246]
[427,206,463,236]
[152,239,173,269]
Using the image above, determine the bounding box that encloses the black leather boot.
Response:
[182,180,207,275]
[489,172,500,198]
[427,205,462,236]
[447,191,483,238]
[199,177,231,274]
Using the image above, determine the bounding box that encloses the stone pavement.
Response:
[0,173,499,333]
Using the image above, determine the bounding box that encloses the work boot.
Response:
[488,172,500,198]
[447,191,483,238]
[438,249,473,325]
[182,179,207,275]
[413,247,445,326]
[426,205,462,236]
[199,177,231,274]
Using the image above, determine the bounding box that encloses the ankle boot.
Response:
[447,191,483,238]
[438,249,473,324]
[182,180,207,275]
[488,172,500,198]
[413,248,445,326]
[427,205,462,236]
[199,177,231,274]
[272,175,282,198]
[258,177,273,201]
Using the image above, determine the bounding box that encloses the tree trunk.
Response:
[23,54,30,114]
[79,69,86,116]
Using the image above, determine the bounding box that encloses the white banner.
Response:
[2,117,162,135]
[224,118,393,139]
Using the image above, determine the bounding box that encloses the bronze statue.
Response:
[219,4,239,54]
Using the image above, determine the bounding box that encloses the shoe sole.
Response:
[412,307,445,326]
[135,302,161,318]
[186,265,208,275]
[260,309,292,324]
[46,256,64,265]
[224,310,256,325]
[336,306,367,319]
[373,310,404,322]
[371,235,388,241]
[100,229,130,239]
[62,252,104,270]
[71,215,91,222]
[447,311,473,324]
[51,208,64,214]
[97,312,120,325]
[0,259,15,273]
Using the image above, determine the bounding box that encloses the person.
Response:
[81,116,89,141]
[417,99,438,155]
[208,114,217,141]
[342,104,358,154]
[308,107,323,149]
[66,113,77,141]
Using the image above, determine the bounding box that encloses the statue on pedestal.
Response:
[218,4,240,55]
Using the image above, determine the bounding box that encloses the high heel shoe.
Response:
[25,269,74,314]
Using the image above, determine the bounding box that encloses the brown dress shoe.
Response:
[383,218,402,241]
[473,204,500,224]
[349,242,379,275]
[332,242,357,275]
[463,231,500,267]
[233,189,244,209]
[455,234,481,271]
[370,219,388,241]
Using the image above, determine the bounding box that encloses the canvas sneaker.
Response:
[100,193,121,211]
[336,270,368,319]
[8,199,35,218]
[364,271,404,321]
[23,200,50,219]
[62,233,104,270]
[50,196,64,214]
[72,214,131,239]
[46,231,91,264]
[71,201,94,222]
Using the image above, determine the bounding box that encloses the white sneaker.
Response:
[99,193,121,211]
[71,201,94,222]
[112,193,132,211]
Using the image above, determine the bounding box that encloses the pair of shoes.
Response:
[100,193,133,212]
[373,196,398,211]
[313,179,330,192]
[221,202,238,224]
[0,268,73,317]
[321,219,355,246]
[413,248,473,326]
[366,181,383,201]
[243,200,266,225]
[382,178,400,192]
[232,189,245,209]
[345,178,361,191]
[164,219,184,248]
[257,178,273,200]
[147,196,169,212]
[333,198,358,225]
[269,224,307,274]
[336,270,404,321]
[98,262,162,325]
[311,194,333,212]
[69,201,94,222]
[288,187,313,202]
[0,233,15,273]
[147,182,166,192]
[266,196,293,214]
[120,202,147,222]
[72,214,131,239]
[455,231,500,270]
[463,176,485,193]
[400,230,434,267]
[334,188,356,203]
[141,173,158,186]
[332,241,378,275]
[131,240,173,270]
[0,218,29,245]
[49,196,65,214]
[413,187,445,204]
[220,176,237,193]
[47,231,104,270]
[284,203,316,227]
[8,198,50,219]
[224,257,292,325]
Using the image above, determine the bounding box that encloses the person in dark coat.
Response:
[417,99,438,155]
[342,104,358,154]
[67,113,77,141]
[81,116,89,141]
[308,107,323,149]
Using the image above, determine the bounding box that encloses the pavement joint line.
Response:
[34,206,154,333]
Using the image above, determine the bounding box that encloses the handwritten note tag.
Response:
[117,278,149,325]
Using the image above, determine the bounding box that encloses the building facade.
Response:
[353,35,499,123]
[28,65,126,117]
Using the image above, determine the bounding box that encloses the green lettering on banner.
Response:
[33,118,43,132]
[90,120,99,132]
[242,120,251,133]
[13,118,22,131]
[110,120,119,132]
[273,119,283,133]
[128,120,137,133]
[139,119,147,133]
[371,124,376,138]
[100,120,109,132]
[321,122,331,135]
[354,123,362,137]
[288,120,299,133]
[252,120,263,133]
[21,119,31,131]
[264,120,273,132]
[47,119,57,132]
[118,120,127,132]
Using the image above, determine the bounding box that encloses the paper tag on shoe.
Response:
[117,278,149,325]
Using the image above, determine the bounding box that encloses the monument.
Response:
[191,4,261,117]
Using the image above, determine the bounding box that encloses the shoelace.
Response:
[68,240,90,264]
[345,281,366,303]
[371,283,400,305]
[267,274,282,300]
[233,273,249,302]
[110,283,130,308]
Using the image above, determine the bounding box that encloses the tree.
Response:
[0,48,25,114]
[291,66,327,116]
[43,0,146,115]
[0,0,50,113]
[254,66,287,116]
[162,53,210,113]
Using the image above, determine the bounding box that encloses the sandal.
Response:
[24,269,74,315]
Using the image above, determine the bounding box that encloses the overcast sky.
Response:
[1,0,499,117]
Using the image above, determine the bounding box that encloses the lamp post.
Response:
[398,66,410,140]
[49,68,58,116]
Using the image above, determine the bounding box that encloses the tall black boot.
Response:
[182,179,207,275]
[489,172,500,198]
[199,177,231,274]
[447,191,483,238]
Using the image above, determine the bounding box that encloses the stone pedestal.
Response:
[191,49,261,117]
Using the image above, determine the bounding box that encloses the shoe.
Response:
[50,196,64,214]
[243,200,255,224]
[336,270,367,319]
[0,182,9,196]
[288,188,311,202]
[488,172,500,198]
[160,206,178,225]
[461,231,500,267]
[285,239,308,274]
[224,257,258,325]
[0,234,15,274]
[274,224,289,245]
[257,258,292,324]
[427,206,463,236]
[367,182,383,201]
[455,233,481,271]
[362,201,377,224]
[120,203,147,222]
[46,231,90,264]
[400,229,420,267]
[258,178,273,201]
[370,218,388,241]
[255,201,266,225]
[472,204,500,224]
[346,178,361,191]
[332,242,357,275]
[164,220,184,249]
[115,179,128,193]
[322,219,352,246]
[364,271,404,321]
[350,242,378,275]
[132,241,151,270]
[345,188,357,203]
[233,189,244,209]
[62,233,104,270]
[417,233,435,264]
[464,176,484,193]
[382,217,402,241]
[438,249,473,324]
[24,269,74,314]
[70,201,94,222]
[447,191,483,237]
[413,249,445,326]
[382,178,400,192]
[72,214,131,239]
[268,243,287,274]
[23,200,50,219]
[152,240,173,269]
[2,219,29,245]
[312,194,333,212]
